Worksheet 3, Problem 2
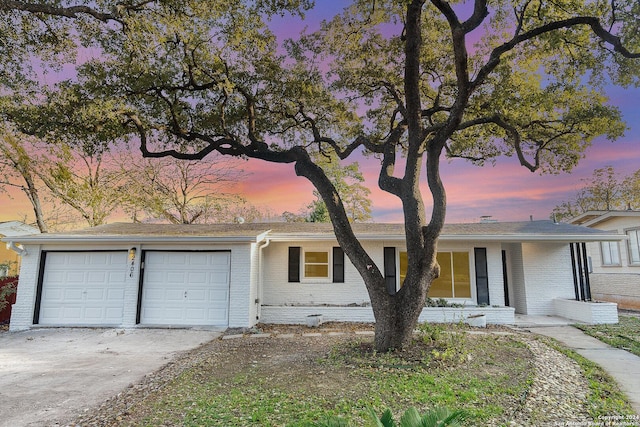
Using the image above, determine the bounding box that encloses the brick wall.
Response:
[9,245,41,331]
[521,242,575,315]
[590,273,640,310]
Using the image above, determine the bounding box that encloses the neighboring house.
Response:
[0,221,40,278]
[568,210,640,310]
[4,220,622,332]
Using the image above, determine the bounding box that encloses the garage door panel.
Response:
[38,251,127,326]
[62,307,82,320]
[187,271,207,283]
[85,289,105,300]
[141,251,230,326]
[188,253,208,265]
[66,271,86,284]
[63,288,84,301]
[167,271,186,282]
[185,289,206,301]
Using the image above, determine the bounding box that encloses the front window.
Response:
[627,229,640,265]
[600,241,621,266]
[399,251,471,298]
[304,251,329,278]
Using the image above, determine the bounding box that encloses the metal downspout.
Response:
[256,237,271,322]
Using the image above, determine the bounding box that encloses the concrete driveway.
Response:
[0,327,221,427]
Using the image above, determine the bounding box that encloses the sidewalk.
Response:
[530,325,640,415]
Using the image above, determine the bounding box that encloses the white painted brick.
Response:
[260,306,515,325]
[521,243,575,316]
[552,298,618,324]
[9,244,41,331]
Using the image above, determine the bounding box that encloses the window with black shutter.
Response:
[383,247,397,295]
[288,246,301,282]
[332,247,345,283]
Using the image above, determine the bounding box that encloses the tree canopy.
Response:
[553,166,640,220]
[1,0,639,350]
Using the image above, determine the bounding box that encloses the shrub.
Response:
[0,275,18,312]
[367,406,468,427]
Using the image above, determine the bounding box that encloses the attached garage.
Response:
[36,251,128,326]
[138,251,231,326]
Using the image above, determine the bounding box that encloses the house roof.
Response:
[567,210,640,227]
[3,220,624,245]
[0,221,40,237]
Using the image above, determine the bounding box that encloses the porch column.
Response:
[569,242,591,301]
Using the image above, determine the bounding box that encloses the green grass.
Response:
[130,325,533,426]
[575,315,640,357]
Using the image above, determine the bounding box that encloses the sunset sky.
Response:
[1,2,639,226]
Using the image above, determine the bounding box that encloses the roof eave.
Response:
[1,235,263,245]
[265,232,626,242]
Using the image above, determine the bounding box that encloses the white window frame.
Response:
[302,248,331,281]
[600,241,621,266]
[626,228,640,266]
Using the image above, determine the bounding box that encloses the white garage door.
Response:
[39,251,128,326]
[140,251,230,326]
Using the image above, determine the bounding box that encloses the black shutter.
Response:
[288,247,301,283]
[333,247,345,283]
[383,247,397,295]
[474,247,490,305]
[501,250,510,306]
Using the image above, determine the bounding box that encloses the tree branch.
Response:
[474,15,640,91]
[0,0,124,23]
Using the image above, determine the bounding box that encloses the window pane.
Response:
[305,252,328,264]
[305,264,329,278]
[399,251,408,288]
[429,252,452,298]
[629,230,640,263]
[601,242,612,265]
[601,241,620,265]
[453,252,471,298]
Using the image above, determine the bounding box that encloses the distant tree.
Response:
[553,166,640,220]
[293,156,372,223]
[2,1,639,351]
[118,154,251,224]
[622,169,640,209]
[0,126,49,232]
[312,157,372,223]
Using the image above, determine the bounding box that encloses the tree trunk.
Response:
[19,168,48,233]
[370,243,438,351]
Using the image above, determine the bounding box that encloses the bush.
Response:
[367,407,468,427]
[0,276,18,312]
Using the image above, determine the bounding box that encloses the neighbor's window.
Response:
[399,251,471,298]
[304,251,329,278]
[600,241,621,266]
[627,229,640,265]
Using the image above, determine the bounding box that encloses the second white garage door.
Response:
[140,251,230,326]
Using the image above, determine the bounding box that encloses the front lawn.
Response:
[575,315,640,357]
[73,322,635,426]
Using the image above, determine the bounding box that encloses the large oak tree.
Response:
[1,0,639,350]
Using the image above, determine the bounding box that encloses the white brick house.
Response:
[3,220,623,331]
[569,210,640,310]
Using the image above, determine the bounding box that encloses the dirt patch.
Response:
[72,323,546,426]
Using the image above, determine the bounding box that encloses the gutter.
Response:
[256,237,271,322]
[265,233,627,243]
[1,235,264,245]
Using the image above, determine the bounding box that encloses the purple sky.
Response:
[1,1,638,225]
